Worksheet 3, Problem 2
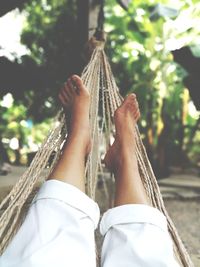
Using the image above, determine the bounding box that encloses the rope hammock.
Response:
[0,38,194,267]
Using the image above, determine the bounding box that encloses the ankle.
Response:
[65,134,91,155]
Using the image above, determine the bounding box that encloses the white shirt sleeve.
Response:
[100,204,181,267]
[0,180,100,267]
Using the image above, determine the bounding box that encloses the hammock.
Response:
[0,38,194,267]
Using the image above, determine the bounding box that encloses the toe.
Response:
[132,98,139,111]
[128,93,136,101]
[130,93,136,99]
[136,110,141,119]
[66,78,76,95]
[59,92,68,107]
[118,96,129,110]
[134,110,140,121]
[123,94,136,107]
[61,86,71,101]
[123,95,132,104]
[72,75,83,90]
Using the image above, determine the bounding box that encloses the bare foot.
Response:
[59,75,91,156]
[104,94,140,173]
[104,94,150,206]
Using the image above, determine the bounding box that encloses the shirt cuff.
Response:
[100,204,168,235]
[32,179,100,229]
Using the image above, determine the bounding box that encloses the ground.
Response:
[0,166,200,266]
[159,174,200,266]
[164,198,200,266]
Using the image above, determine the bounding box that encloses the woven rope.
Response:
[0,46,194,267]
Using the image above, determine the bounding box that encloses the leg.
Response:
[103,94,149,206]
[100,95,180,267]
[1,76,99,267]
[48,75,91,192]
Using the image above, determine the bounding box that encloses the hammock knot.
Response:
[87,33,106,52]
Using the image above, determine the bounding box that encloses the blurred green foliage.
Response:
[104,0,200,175]
[0,94,52,164]
[0,0,199,175]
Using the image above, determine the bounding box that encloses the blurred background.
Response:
[0,0,199,176]
[0,0,199,264]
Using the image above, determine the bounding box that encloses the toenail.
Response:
[72,75,78,81]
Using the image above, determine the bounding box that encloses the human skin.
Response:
[48,75,150,206]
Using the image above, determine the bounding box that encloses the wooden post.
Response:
[75,0,103,73]
[77,0,102,43]
[88,0,102,39]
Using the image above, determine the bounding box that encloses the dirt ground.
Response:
[164,198,200,267]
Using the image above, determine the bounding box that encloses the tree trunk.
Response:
[75,0,103,73]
